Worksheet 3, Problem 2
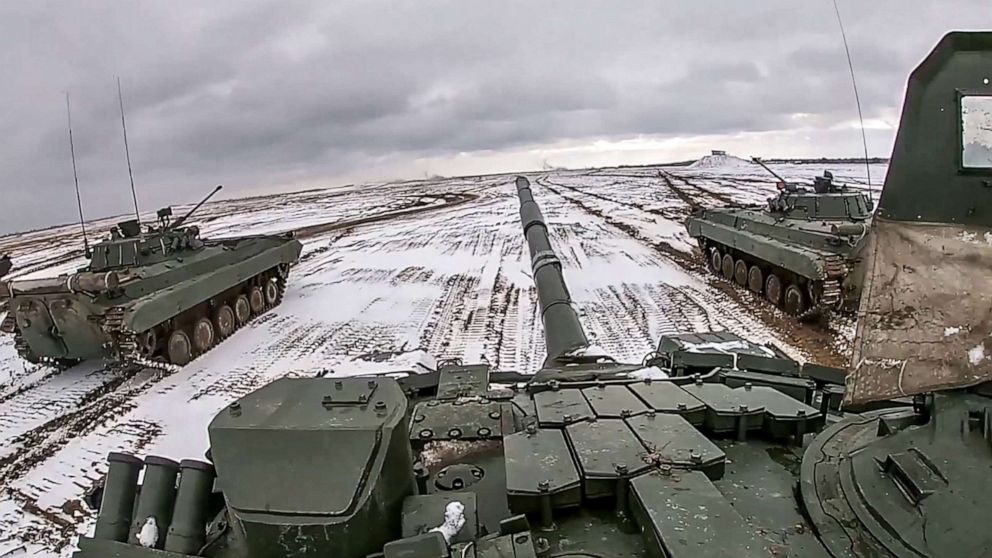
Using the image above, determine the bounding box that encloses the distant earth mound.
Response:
[689,151,754,170]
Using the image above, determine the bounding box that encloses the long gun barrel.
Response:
[515,176,590,367]
[750,157,789,185]
[172,185,223,229]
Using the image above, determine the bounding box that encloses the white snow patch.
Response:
[958,231,992,246]
[944,327,961,337]
[137,517,158,548]
[626,366,670,380]
[429,501,466,543]
[566,344,610,358]
[689,153,754,170]
[680,340,775,358]
[968,344,986,366]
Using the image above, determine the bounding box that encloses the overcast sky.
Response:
[0,1,988,234]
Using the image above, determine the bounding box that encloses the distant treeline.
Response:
[659,157,889,167]
[755,157,889,165]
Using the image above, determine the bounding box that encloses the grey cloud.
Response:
[0,0,988,234]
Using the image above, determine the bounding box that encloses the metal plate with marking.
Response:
[631,470,767,558]
[534,389,593,427]
[629,381,706,425]
[626,413,726,480]
[581,385,648,418]
[504,429,581,512]
[437,364,490,399]
[565,419,651,498]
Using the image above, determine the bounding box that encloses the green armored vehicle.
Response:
[0,254,11,314]
[71,33,992,558]
[0,186,303,367]
[685,155,874,319]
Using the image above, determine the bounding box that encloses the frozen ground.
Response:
[0,161,885,556]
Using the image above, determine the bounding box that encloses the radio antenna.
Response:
[831,0,874,202]
[116,77,141,224]
[65,92,91,257]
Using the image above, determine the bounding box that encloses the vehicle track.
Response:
[660,169,738,206]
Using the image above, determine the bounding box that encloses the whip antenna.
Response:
[831,0,874,202]
[65,92,91,257]
[116,77,141,224]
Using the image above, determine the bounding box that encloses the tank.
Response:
[0,185,303,367]
[70,32,991,558]
[685,155,874,319]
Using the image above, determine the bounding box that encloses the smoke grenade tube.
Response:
[516,176,590,366]
[128,456,179,548]
[93,452,143,542]
[165,459,216,553]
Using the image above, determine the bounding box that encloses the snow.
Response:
[0,161,886,556]
[565,344,610,358]
[429,501,466,543]
[626,366,670,380]
[679,340,775,359]
[958,231,992,247]
[945,327,961,337]
[688,153,754,170]
[136,517,158,548]
[969,344,986,366]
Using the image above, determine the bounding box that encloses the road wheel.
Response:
[264,277,281,306]
[213,305,235,338]
[167,329,192,366]
[721,254,735,281]
[192,317,215,354]
[733,259,748,287]
[784,284,807,316]
[709,248,723,275]
[747,266,764,294]
[765,274,783,307]
[234,295,251,326]
[138,329,158,358]
[249,286,265,315]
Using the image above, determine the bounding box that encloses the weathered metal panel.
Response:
[847,219,992,403]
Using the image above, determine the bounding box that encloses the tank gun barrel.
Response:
[171,185,223,229]
[515,176,590,366]
[750,157,789,185]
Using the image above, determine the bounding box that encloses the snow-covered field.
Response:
[0,160,885,556]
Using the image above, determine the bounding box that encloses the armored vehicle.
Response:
[0,186,303,367]
[0,254,11,313]
[685,155,874,319]
[72,32,991,558]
